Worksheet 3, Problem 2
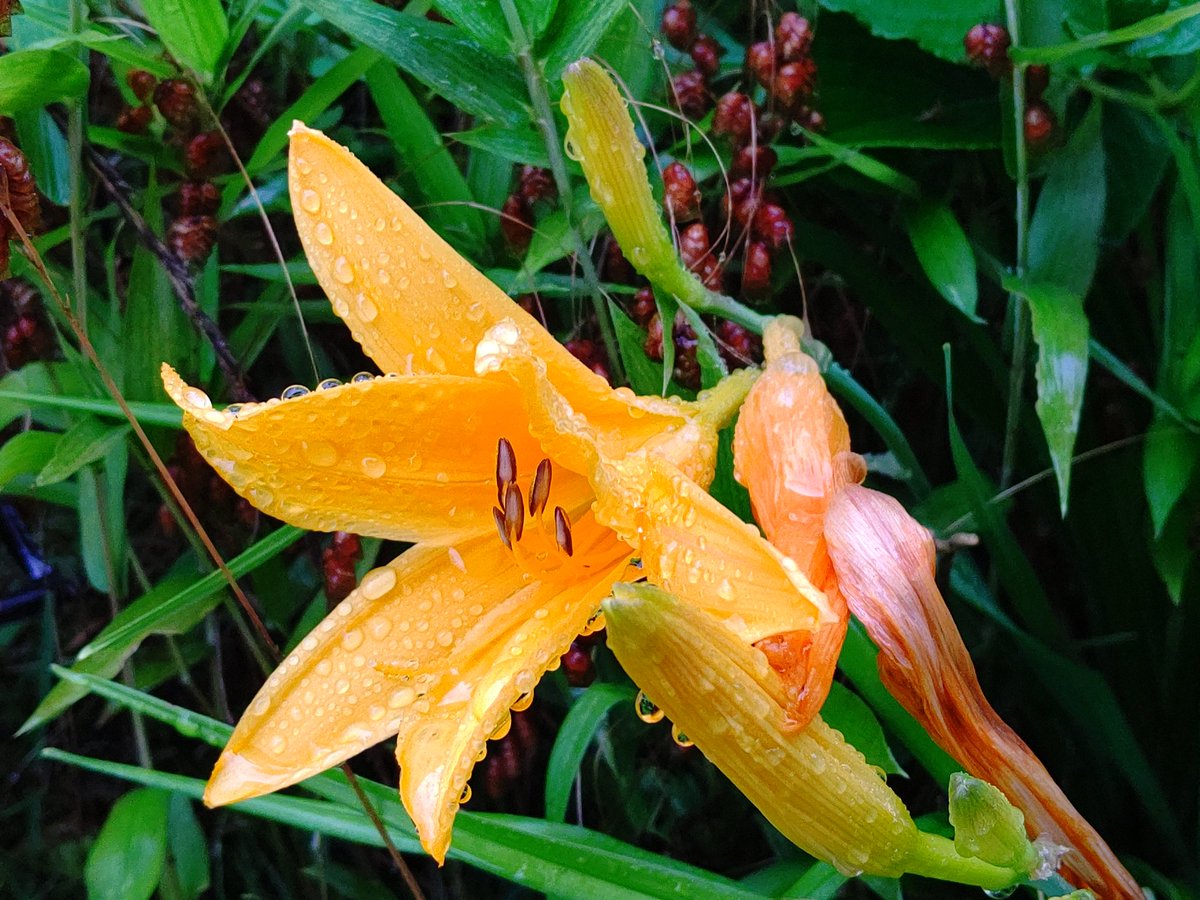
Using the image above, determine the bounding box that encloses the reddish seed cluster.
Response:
[116,69,159,136]
[1023,65,1056,148]
[964,23,1011,77]
[743,13,823,128]
[168,178,220,264]
[0,136,41,278]
[501,165,556,253]
[662,0,726,120]
[564,338,612,383]
[322,532,363,604]
[662,161,701,223]
[559,639,596,687]
[1,280,53,370]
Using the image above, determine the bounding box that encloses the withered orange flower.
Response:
[734,315,1141,898]
[162,125,834,863]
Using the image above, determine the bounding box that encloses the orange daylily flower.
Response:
[162,125,834,863]
[734,316,1141,898]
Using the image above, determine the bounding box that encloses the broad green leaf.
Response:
[1012,1,1200,62]
[545,682,634,821]
[84,788,170,900]
[821,682,905,777]
[36,417,130,486]
[365,62,484,256]
[815,0,1002,62]
[517,0,558,43]
[451,123,552,168]
[1102,103,1169,240]
[0,49,89,114]
[0,390,183,428]
[540,0,628,79]
[1027,104,1107,297]
[611,306,666,397]
[165,796,210,900]
[0,430,60,490]
[902,199,981,321]
[300,0,528,125]
[139,0,228,80]
[1013,279,1091,515]
[1144,412,1199,537]
[431,0,510,56]
[14,107,71,206]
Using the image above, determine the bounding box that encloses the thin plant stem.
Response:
[1000,0,1030,492]
[68,0,87,332]
[497,0,627,384]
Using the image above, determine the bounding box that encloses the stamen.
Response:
[504,484,525,542]
[496,438,517,504]
[554,506,573,557]
[529,459,552,517]
[492,506,512,550]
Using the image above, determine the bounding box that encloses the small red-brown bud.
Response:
[776,13,814,61]
[630,286,656,327]
[772,59,818,111]
[746,41,778,88]
[662,161,701,223]
[1023,100,1056,146]
[673,314,701,390]
[741,240,773,297]
[670,70,712,119]
[690,34,724,79]
[753,203,794,249]
[500,194,534,253]
[661,0,698,51]
[518,165,556,205]
[797,106,826,132]
[644,314,664,361]
[713,92,756,146]
[116,105,153,135]
[127,70,158,104]
[603,239,635,284]
[185,130,228,178]
[731,144,777,179]
[1026,64,1050,100]
[678,222,710,272]
[179,180,220,217]
[153,79,200,130]
[964,23,1011,77]
[723,177,761,228]
[560,641,596,687]
[716,318,761,367]
[167,215,218,264]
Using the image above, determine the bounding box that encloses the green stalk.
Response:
[1000,0,1030,491]
[497,1,626,383]
[68,0,87,330]
[904,832,1026,892]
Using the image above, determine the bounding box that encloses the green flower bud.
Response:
[949,772,1039,873]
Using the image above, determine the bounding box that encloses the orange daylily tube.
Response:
[824,485,1142,899]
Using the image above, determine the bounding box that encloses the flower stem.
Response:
[904,831,1025,891]
[68,0,87,330]
[1000,0,1030,491]
[497,3,626,384]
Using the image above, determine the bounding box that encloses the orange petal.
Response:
[604,582,920,878]
[825,484,1141,899]
[206,521,630,863]
[288,123,597,393]
[593,450,836,659]
[733,314,859,575]
[161,365,589,544]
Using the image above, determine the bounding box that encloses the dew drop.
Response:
[388,687,416,708]
[361,456,387,478]
[671,724,694,748]
[436,630,454,648]
[252,696,271,715]
[512,691,534,712]
[351,371,374,383]
[281,384,310,400]
[302,440,338,467]
[269,734,288,754]
[360,567,397,599]
[300,189,321,213]
[368,616,392,640]
[458,784,472,804]
[333,256,355,284]
[315,221,334,245]
[635,691,665,724]
[368,704,385,721]
[465,302,485,322]
[441,270,457,288]
[355,293,378,322]
[317,377,341,390]
[182,387,212,409]
[342,629,364,651]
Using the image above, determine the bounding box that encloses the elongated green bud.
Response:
[560,59,767,333]
[949,773,1039,872]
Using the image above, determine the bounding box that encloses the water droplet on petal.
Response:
[361,456,386,478]
[342,629,364,651]
[333,256,354,284]
[360,567,396,599]
[458,784,472,804]
[317,377,341,390]
[355,293,378,322]
[635,691,665,724]
[351,371,374,383]
[281,384,310,400]
[671,724,694,747]
[183,387,212,409]
[315,222,334,245]
[302,440,338,466]
[300,190,321,213]
[441,270,457,288]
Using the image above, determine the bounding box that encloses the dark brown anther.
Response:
[493,506,512,550]
[554,506,574,557]
[504,484,525,542]
[530,459,552,517]
[496,437,517,503]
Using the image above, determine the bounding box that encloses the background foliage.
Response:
[1,0,1198,898]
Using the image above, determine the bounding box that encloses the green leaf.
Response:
[540,0,627,79]
[36,417,130,486]
[165,796,210,900]
[138,0,228,80]
[0,49,89,114]
[365,62,484,256]
[1027,104,1107,297]
[1102,103,1170,240]
[14,107,71,206]
[0,390,183,428]
[815,0,1002,62]
[902,199,981,321]
[821,682,906,776]
[431,0,511,56]
[451,123,552,168]
[545,682,634,821]
[84,788,170,900]
[1144,412,1199,537]
[300,0,528,125]
[611,306,665,396]
[0,430,60,490]
[1012,1,1200,62]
